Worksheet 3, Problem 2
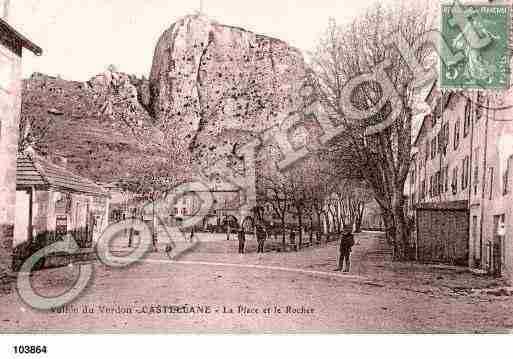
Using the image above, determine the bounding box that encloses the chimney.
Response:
[2,0,10,20]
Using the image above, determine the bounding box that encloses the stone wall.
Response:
[0,38,21,277]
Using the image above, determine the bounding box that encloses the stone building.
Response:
[406,85,478,265]
[406,82,513,281]
[14,153,110,255]
[405,0,513,281]
[165,183,245,230]
[478,93,513,281]
[103,182,142,223]
[0,15,42,277]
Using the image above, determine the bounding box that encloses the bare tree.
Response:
[262,177,291,250]
[311,2,433,259]
[333,178,373,233]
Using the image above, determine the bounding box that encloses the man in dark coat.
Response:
[238,229,246,254]
[336,226,355,272]
[256,224,267,254]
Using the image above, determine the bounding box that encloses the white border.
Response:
[0,335,512,359]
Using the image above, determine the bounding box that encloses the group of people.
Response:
[237,223,267,254]
[236,223,356,274]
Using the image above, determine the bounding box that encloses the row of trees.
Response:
[259,154,374,250]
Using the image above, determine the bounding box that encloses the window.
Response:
[431,138,437,159]
[410,164,416,187]
[429,175,433,198]
[444,166,449,193]
[434,97,442,122]
[442,123,450,155]
[421,180,426,200]
[438,169,445,194]
[503,157,512,196]
[452,166,459,194]
[425,141,430,163]
[489,167,494,200]
[464,100,471,137]
[454,119,460,150]
[434,171,441,197]
[462,156,470,190]
[476,91,484,122]
[473,148,480,196]
[437,131,443,156]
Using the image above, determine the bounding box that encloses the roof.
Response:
[17,154,109,197]
[0,18,42,55]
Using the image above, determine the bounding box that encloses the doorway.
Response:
[492,214,505,276]
[471,216,480,267]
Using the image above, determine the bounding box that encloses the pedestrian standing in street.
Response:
[335,226,355,272]
[256,224,267,254]
[128,216,135,248]
[238,229,246,254]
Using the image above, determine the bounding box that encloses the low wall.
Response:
[13,248,97,272]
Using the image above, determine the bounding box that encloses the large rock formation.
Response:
[21,69,164,182]
[149,14,311,171]
[22,14,315,204]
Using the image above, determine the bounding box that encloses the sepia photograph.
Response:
[1,0,513,344]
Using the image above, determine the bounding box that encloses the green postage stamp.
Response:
[441,1,511,90]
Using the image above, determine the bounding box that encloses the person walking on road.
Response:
[335,226,355,272]
[238,229,246,254]
[256,224,267,254]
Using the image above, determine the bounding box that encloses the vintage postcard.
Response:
[1,0,513,340]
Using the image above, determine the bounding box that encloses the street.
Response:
[1,232,512,333]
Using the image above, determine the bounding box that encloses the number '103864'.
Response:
[13,345,47,354]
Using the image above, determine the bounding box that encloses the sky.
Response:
[7,0,381,81]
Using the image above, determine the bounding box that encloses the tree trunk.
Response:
[355,204,365,233]
[316,211,322,239]
[382,210,395,246]
[324,213,330,235]
[281,217,286,250]
[297,209,303,249]
[392,192,409,261]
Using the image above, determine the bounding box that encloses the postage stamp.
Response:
[440,2,511,90]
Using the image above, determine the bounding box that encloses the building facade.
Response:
[0,15,41,277]
[406,82,513,281]
[407,87,480,264]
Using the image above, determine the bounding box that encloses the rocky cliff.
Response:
[22,14,313,187]
[148,14,310,171]
[21,69,165,182]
